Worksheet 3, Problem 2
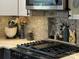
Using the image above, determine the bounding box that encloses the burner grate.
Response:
[11,40,79,59]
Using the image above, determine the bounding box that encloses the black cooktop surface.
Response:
[11,40,79,59]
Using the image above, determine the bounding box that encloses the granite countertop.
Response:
[0,39,79,59]
[61,53,79,59]
[0,39,33,48]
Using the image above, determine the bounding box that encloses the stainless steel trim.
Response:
[46,39,77,46]
[26,0,66,10]
[69,15,79,19]
[26,6,64,10]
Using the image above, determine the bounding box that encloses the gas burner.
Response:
[11,39,79,59]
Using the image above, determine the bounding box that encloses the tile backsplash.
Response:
[0,11,79,44]
[0,17,9,38]
[28,16,48,40]
[0,16,48,40]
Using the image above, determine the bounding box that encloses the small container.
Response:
[19,24,25,39]
[27,30,34,40]
[5,27,17,39]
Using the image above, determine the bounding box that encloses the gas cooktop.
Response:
[11,39,79,59]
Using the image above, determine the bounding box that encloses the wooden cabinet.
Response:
[0,48,10,59]
[0,0,18,16]
[0,48,4,59]
[0,0,29,16]
[69,0,79,19]
[19,0,28,16]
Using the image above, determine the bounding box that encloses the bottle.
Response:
[19,24,25,39]
[63,25,69,42]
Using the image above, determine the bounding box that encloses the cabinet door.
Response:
[69,0,79,19]
[19,0,28,16]
[0,48,4,59]
[0,0,18,16]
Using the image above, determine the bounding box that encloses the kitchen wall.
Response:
[0,16,48,40]
[0,17,9,38]
[47,11,77,44]
[76,20,79,45]
[28,16,48,40]
[0,11,78,42]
